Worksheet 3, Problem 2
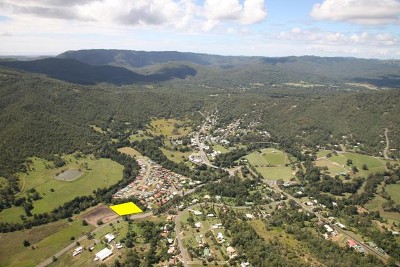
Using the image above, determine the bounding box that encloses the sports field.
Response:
[256,166,294,180]
[245,148,290,166]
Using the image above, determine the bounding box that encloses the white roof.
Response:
[95,248,113,261]
[105,233,115,242]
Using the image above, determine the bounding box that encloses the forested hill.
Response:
[1,50,400,87]
[0,58,197,85]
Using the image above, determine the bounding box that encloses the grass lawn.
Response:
[0,156,123,223]
[256,166,295,180]
[317,150,333,158]
[245,148,290,167]
[212,144,229,154]
[366,194,400,223]
[315,158,348,176]
[118,147,142,157]
[148,118,191,137]
[161,148,192,164]
[386,184,400,204]
[329,152,387,176]
[0,220,93,267]
[245,151,268,166]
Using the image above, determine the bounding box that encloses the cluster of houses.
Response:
[113,157,200,209]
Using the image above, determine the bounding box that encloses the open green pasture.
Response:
[386,184,400,204]
[0,220,93,267]
[245,148,289,166]
[328,152,388,176]
[256,166,294,181]
[0,155,123,223]
[148,118,191,137]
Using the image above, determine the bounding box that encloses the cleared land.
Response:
[245,148,289,166]
[55,169,84,181]
[148,118,191,137]
[386,184,400,204]
[161,148,192,164]
[117,147,142,157]
[80,204,118,226]
[366,195,400,223]
[0,155,123,223]
[329,152,387,176]
[256,167,294,181]
[315,158,348,176]
[0,220,93,267]
[212,144,229,153]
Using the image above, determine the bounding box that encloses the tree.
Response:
[362,164,368,170]
[23,240,30,247]
[82,219,88,226]
[346,159,353,166]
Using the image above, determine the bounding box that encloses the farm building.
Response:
[94,248,113,261]
[105,233,115,243]
[72,246,83,257]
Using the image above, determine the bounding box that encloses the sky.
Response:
[0,0,400,58]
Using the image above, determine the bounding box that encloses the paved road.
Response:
[37,212,153,267]
[384,128,391,160]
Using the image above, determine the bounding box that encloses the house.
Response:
[168,247,175,254]
[241,262,250,267]
[105,233,115,243]
[212,223,223,229]
[72,246,83,257]
[216,232,224,242]
[245,214,254,219]
[227,246,237,258]
[94,248,113,261]
[324,225,334,233]
[195,222,202,228]
[347,239,357,248]
[116,243,123,249]
[207,213,215,218]
[335,222,346,229]
[193,210,203,216]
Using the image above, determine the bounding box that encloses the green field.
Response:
[149,118,191,137]
[0,220,93,267]
[212,144,230,153]
[161,148,192,164]
[56,221,129,267]
[386,184,400,204]
[316,150,333,158]
[328,152,388,176]
[245,148,289,166]
[315,158,348,176]
[0,155,123,223]
[366,194,400,223]
[256,166,294,181]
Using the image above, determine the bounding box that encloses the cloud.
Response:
[204,0,267,28]
[0,0,267,31]
[311,0,400,25]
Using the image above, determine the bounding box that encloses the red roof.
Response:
[347,239,357,247]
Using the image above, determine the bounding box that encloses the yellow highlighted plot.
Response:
[109,202,143,216]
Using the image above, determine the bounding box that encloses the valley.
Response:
[0,50,399,267]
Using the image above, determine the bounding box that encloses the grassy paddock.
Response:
[0,220,93,267]
[386,184,400,204]
[148,118,191,137]
[256,166,294,181]
[0,156,123,223]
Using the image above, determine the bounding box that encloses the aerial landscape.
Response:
[1,0,400,267]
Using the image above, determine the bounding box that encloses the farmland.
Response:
[0,220,93,267]
[148,118,191,137]
[0,155,123,223]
